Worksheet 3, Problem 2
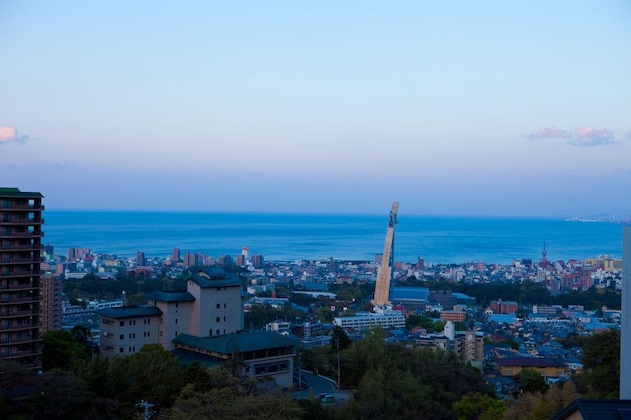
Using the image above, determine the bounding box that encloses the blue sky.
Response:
[1,1,630,217]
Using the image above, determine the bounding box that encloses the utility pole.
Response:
[336,338,341,389]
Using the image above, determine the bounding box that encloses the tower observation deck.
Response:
[371,202,399,308]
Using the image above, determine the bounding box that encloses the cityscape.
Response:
[1,187,630,419]
[2,1,631,418]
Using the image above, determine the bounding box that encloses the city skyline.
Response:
[1,1,630,217]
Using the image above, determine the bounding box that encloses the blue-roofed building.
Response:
[391,287,430,308]
[488,314,518,325]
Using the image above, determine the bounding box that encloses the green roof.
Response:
[173,331,298,354]
[188,267,242,288]
[0,187,44,198]
[97,306,162,319]
[144,291,195,302]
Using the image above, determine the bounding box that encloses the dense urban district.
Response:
[1,189,628,419]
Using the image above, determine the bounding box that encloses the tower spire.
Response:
[372,202,399,308]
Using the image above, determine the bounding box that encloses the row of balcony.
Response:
[0,309,40,317]
[0,350,42,360]
[0,282,39,291]
[1,244,42,251]
[0,231,44,239]
[0,219,44,226]
[0,323,38,332]
[0,270,39,278]
[0,204,44,211]
[0,257,41,265]
[0,335,40,345]
[0,296,39,305]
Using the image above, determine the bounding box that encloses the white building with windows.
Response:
[333,311,405,330]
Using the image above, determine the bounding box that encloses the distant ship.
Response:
[564,215,631,224]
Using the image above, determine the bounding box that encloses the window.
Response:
[224,303,226,308]
[119,334,124,340]
[119,348,124,353]
[216,329,220,335]
[160,331,163,337]
[216,317,220,322]
[217,303,221,309]
[175,331,178,337]
[175,318,178,324]
[223,316,226,321]
[120,321,124,326]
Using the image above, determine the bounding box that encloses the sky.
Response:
[1,1,630,217]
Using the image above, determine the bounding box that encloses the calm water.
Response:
[42,211,625,264]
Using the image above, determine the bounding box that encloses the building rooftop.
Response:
[97,306,162,319]
[553,398,631,420]
[144,291,196,303]
[391,287,430,301]
[0,187,44,198]
[173,331,298,354]
[188,267,242,288]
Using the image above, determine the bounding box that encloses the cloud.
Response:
[524,127,572,139]
[524,125,618,147]
[568,126,616,146]
[0,125,29,145]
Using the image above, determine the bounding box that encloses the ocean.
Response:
[40,211,626,265]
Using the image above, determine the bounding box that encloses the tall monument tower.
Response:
[372,202,399,308]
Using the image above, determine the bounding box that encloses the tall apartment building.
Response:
[0,187,44,371]
[40,274,62,332]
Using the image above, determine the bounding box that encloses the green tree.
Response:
[517,369,549,394]
[330,326,351,353]
[42,330,89,371]
[575,328,620,398]
[453,393,506,420]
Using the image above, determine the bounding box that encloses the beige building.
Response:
[99,267,244,357]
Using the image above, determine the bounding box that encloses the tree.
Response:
[517,369,549,394]
[453,393,506,420]
[42,330,89,371]
[330,326,351,353]
[575,328,620,398]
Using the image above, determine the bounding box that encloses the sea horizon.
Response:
[41,210,627,265]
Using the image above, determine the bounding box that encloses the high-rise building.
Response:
[40,274,61,332]
[621,226,631,399]
[136,250,146,267]
[172,247,180,261]
[0,187,44,371]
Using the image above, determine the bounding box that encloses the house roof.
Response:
[173,331,298,354]
[97,306,162,319]
[552,398,631,420]
[497,356,565,368]
[188,267,242,288]
[144,291,195,303]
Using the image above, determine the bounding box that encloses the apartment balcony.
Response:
[0,309,40,318]
[0,335,40,345]
[0,282,40,291]
[0,231,44,239]
[0,218,44,225]
[0,203,44,211]
[1,244,43,251]
[0,271,38,279]
[0,349,41,359]
[0,296,39,305]
[0,323,36,332]
[0,257,41,265]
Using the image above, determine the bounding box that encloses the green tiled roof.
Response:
[144,291,195,302]
[188,267,242,288]
[0,187,44,198]
[97,306,162,319]
[173,331,297,354]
